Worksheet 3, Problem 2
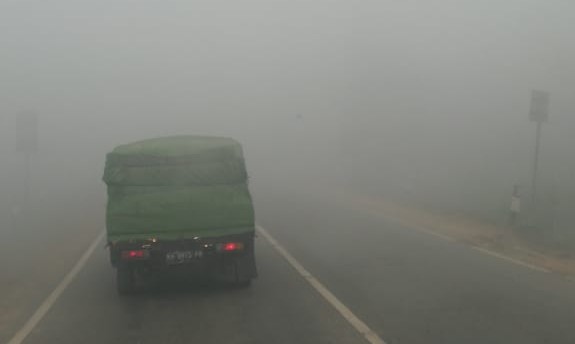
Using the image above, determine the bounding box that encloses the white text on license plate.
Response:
[166,250,202,264]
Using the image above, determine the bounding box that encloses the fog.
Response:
[1,0,575,242]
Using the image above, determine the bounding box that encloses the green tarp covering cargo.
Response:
[103,135,255,242]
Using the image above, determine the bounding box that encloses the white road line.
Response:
[8,230,105,344]
[410,225,455,242]
[387,217,456,243]
[362,206,551,274]
[472,246,550,273]
[256,225,386,344]
[354,206,456,244]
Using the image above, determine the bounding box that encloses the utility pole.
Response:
[531,120,542,206]
[528,90,550,211]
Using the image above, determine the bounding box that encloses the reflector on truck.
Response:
[121,250,150,260]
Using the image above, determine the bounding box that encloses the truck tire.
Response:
[233,261,252,289]
[116,266,135,294]
[234,278,252,288]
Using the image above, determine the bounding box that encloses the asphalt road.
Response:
[9,190,575,344]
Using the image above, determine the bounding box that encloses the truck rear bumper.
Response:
[109,232,257,282]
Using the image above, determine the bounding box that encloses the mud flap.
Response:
[235,248,258,281]
[210,248,257,285]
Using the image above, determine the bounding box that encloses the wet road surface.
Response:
[7,191,575,344]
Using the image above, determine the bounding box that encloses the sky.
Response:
[0,0,574,214]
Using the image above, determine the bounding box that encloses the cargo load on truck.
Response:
[103,135,255,242]
[103,135,257,293]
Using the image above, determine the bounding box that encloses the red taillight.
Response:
[220,242,244,252]
[121,250,149,260]
[224,243,238,251]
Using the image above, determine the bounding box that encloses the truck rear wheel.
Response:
[233,278,252,288]
[233,261,252,289]
[116,266,135,294]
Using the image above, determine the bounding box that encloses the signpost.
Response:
[15,111,38,208]
[528,90,550,209]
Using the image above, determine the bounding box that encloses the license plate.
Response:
[166,250,203,265]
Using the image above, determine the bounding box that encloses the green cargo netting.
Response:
[103,160,247,186]
[103,136,255,241]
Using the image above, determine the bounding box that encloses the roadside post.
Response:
[528,90,550,227]
[509,184,521,227]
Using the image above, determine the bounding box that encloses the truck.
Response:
[103,135,257,293]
